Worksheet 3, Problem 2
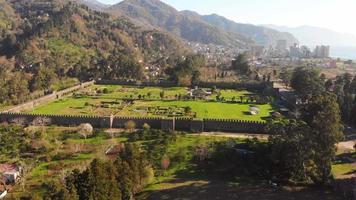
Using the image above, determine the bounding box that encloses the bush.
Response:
[52,152,74,161]
[172,148,187,163]
[103,88,109,94]
[143,123,151,130]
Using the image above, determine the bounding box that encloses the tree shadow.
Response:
[139,178,345,200]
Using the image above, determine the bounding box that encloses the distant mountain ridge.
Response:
[200,14,298,47]
[106,0,255,48]
[76,0,298,48]
[264,24,356,47]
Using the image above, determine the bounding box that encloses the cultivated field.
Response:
[28,85,275,121]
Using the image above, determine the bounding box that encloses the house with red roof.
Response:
[0,164,21,185]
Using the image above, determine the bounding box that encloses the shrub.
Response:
[103,88,109,94]
[143,123,151,130]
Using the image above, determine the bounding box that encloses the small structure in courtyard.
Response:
[249,106,260,115]
[188,87,212,99]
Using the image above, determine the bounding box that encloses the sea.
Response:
[330,46,356,60]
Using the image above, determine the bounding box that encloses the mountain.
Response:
[264,25,356,47]
[200,14,298,47]
[106,0,254,48]
[0,0,188,81]
[74,0,109,11]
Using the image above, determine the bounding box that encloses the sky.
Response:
[97,0,356,37]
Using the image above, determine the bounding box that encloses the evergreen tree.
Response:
[302,94,344,184]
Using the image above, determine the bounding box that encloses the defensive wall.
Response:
[95,80,273,91]
[0,113,267,134]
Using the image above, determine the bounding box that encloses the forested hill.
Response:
[0,0,189,105]
[107,0,255,48]
[103,0,297,48]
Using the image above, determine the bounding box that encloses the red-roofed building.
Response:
[0,164,21,184]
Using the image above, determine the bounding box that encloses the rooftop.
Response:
[0,164,19,174]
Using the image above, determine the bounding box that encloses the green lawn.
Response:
[28,85,274,121]
[332,163,356,178]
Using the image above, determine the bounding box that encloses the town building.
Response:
[314,45,330,58]
[289,43,301,58]
[0,164,21,184]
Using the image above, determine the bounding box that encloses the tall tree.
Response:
[290,67,325,100]
[267,119,314,182]
[302,94,344,184]
[231,54,250,75]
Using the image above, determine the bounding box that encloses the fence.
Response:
[0,113,267,134]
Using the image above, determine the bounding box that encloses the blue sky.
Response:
[97,0,356,36]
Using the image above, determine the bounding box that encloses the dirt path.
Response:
[337,141,356,153]
[189,132,269,140]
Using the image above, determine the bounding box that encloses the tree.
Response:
[325,79,333,91]
[279,67,292,88]
[32,117,52,135]
[302,93,344,184]
[290,67,325,100]
[231,54,250,75]
[159,91,165,100]
[7,72,30,104]
[43,182,78,200]
[267,119,314,181]
[350,75,356,94]
[1,34,17,57]
[31,66,58,91]
[147,92,152,99]
[143,123,151,130]
[77,123,93,139]
[166,55,205,86]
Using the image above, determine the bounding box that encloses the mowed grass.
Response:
[29,85,274,121]
[332,163,356,178]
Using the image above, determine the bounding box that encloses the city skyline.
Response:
[97,0,356,38]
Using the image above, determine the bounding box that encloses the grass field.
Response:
[8,127,237,198]
[29,85,275,121]
[6,126,347,200]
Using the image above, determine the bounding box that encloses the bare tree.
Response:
[32,117,51,127]
[78,123,93,140]
[31,117,51,136]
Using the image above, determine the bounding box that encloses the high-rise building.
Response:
[300,46,312,58]
[314,45,330,58]
[289,43,301,58]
